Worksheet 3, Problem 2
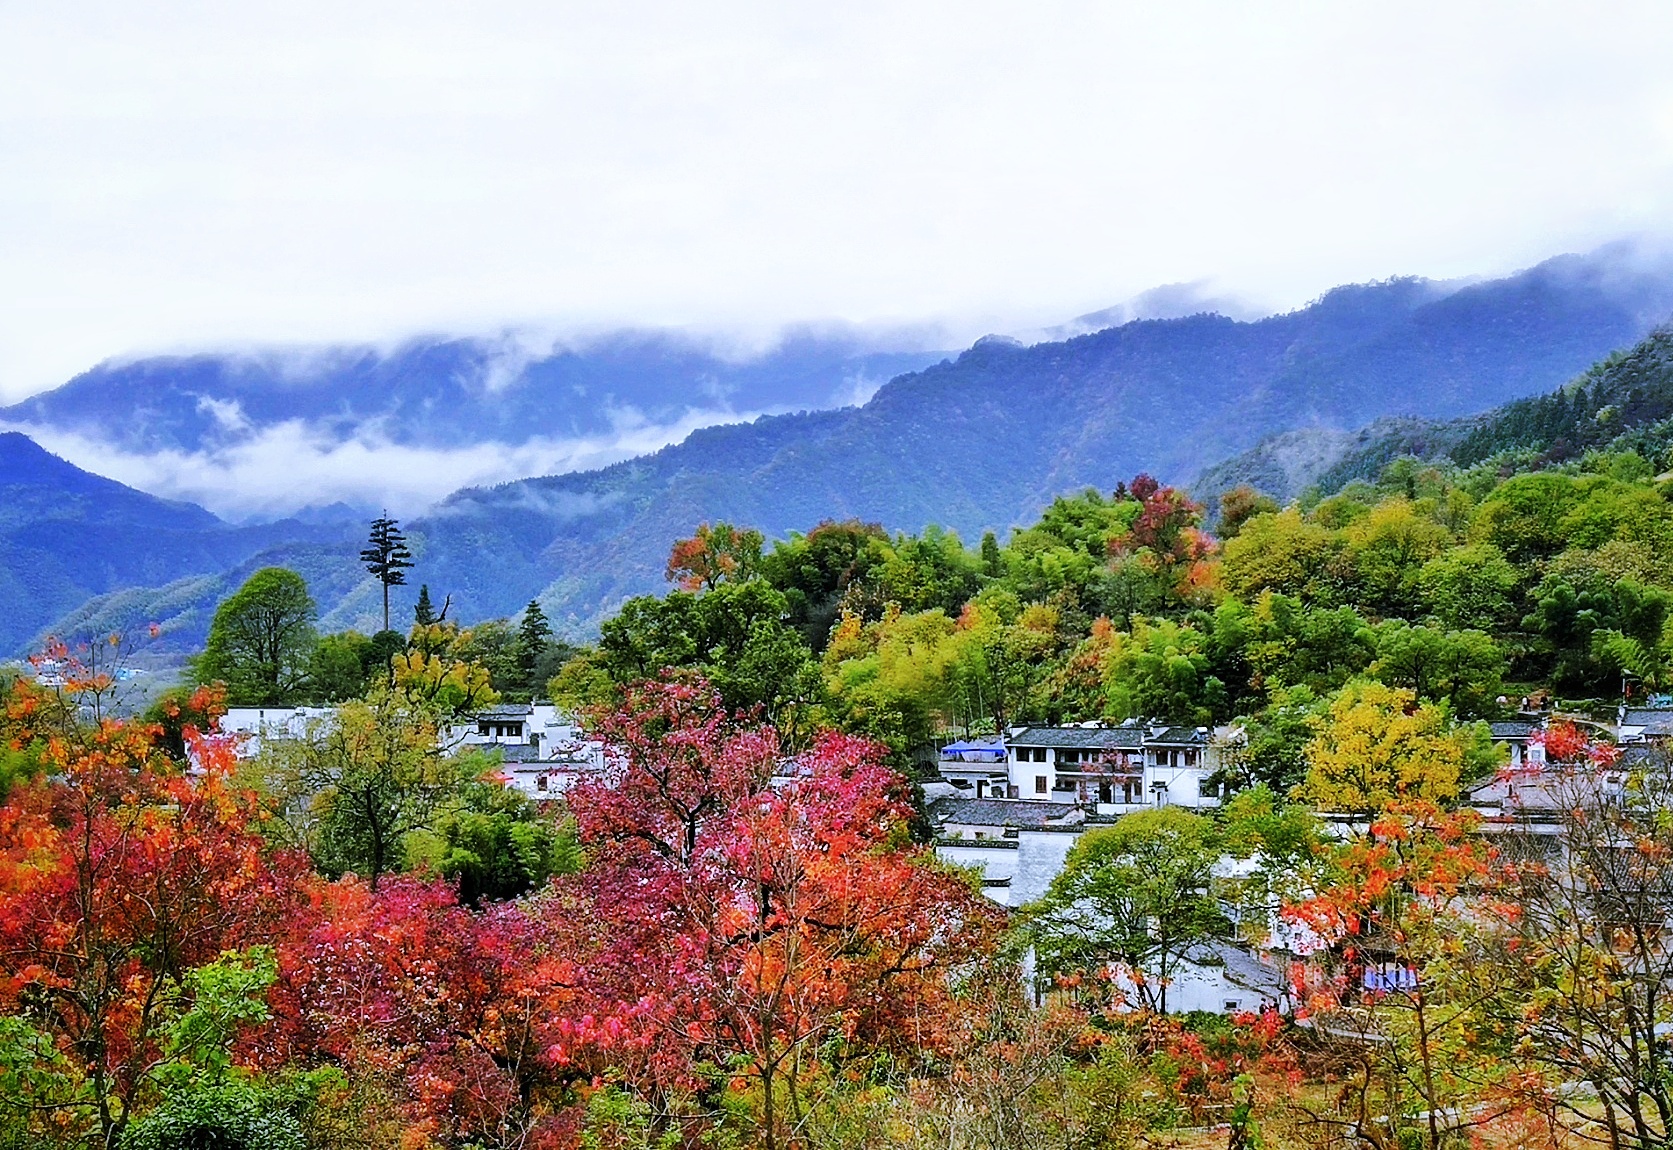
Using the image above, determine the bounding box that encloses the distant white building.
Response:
[444,702,605,799]
[929,796,1290,1015]
[940,721,1226,812]
[219,700,605,800]
[219,706,338,757]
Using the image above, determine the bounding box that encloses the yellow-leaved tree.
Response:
[1297,680,1487,815]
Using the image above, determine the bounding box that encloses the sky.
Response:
[4,1,1673,406]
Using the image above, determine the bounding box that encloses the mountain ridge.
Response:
[19,243,1673,652]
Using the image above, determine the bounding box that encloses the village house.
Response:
[1616,707,1673,745]
[219,705,339,757]
[218,701,605,799]
[937,720,1227,812]
[928,794,1289,1015]
[934,737,1008,797]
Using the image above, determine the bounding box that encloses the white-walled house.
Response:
[929,796,1292,1015]
[218,701,604,800]
[444,703,605,799]
[1000,723,1224,812]
[935,737,1009,797]
[1488,719,1546,768]
[219,706,338,756]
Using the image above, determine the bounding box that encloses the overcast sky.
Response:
[4,1,1673,401]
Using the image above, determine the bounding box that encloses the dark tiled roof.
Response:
[496,743,543,763]
[477,704,534,721]
[1151,726,1210,745]
[1488,720,1542,739]
[1623,709,1673,735]
[1617,745,1660,767]
[929,797,1082,830]
[1009,725,1146,749]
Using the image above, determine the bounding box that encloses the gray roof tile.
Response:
[1008,726,1146,749]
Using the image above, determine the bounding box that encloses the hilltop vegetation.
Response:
[515,436,1673,792]
[1205,322,1673,505]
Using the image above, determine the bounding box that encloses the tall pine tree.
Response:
[414,583,437,626]
[516,599,553,693]
[360,514,414,632]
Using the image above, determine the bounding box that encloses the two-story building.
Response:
[999,722,1223,812]
[446,703,605,798]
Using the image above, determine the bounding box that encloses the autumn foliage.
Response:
[0,670,1014,1150]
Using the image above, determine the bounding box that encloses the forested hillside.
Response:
[17,246,1673,651]
[1205,322,1673,504]
[0,433,354,654]
[335,248,1673,635]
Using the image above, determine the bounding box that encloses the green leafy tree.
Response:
[260,687,488,887]
[305,631,375,703]
[759,519,889,649]
[1416,542,1521,632]
[434,782,582,904]
[1220,507,1347,604]
[1245,593,1375,695]
[194,568,318,706]
[598,581,822,732]
[1023,808,1227,1013]
[1103,617,1226,723]
[1341,498,1452,616]
[360,513,414,632]
[1220,685,1320,794]
[1370,620,1504,715]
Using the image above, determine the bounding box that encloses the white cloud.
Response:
[3,409,771,520]
[2,2,1673,400]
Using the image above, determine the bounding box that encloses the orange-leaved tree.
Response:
[1283,800,1516,1150]
[665,522,765,591]
[0,689,305,1147]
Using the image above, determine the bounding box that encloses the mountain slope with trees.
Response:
[17,245,1673,648]
[0,433,354,654]
[1202,321,1673,505]
[396,247,1673,633]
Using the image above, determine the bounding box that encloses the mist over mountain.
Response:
[16,243,1673,654]
[0,327,950,518]
[0,433,354,655]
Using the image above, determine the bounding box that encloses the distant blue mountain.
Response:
[371,245,1673,633]
[20,243,1673,652]
[0,328,947,457]
[0,433,352,655]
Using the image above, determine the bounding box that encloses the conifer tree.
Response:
[516,600,553,692]
[414,583,437,627]
[360,514,414,632]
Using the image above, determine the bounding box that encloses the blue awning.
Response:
[940,740,1006,761]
